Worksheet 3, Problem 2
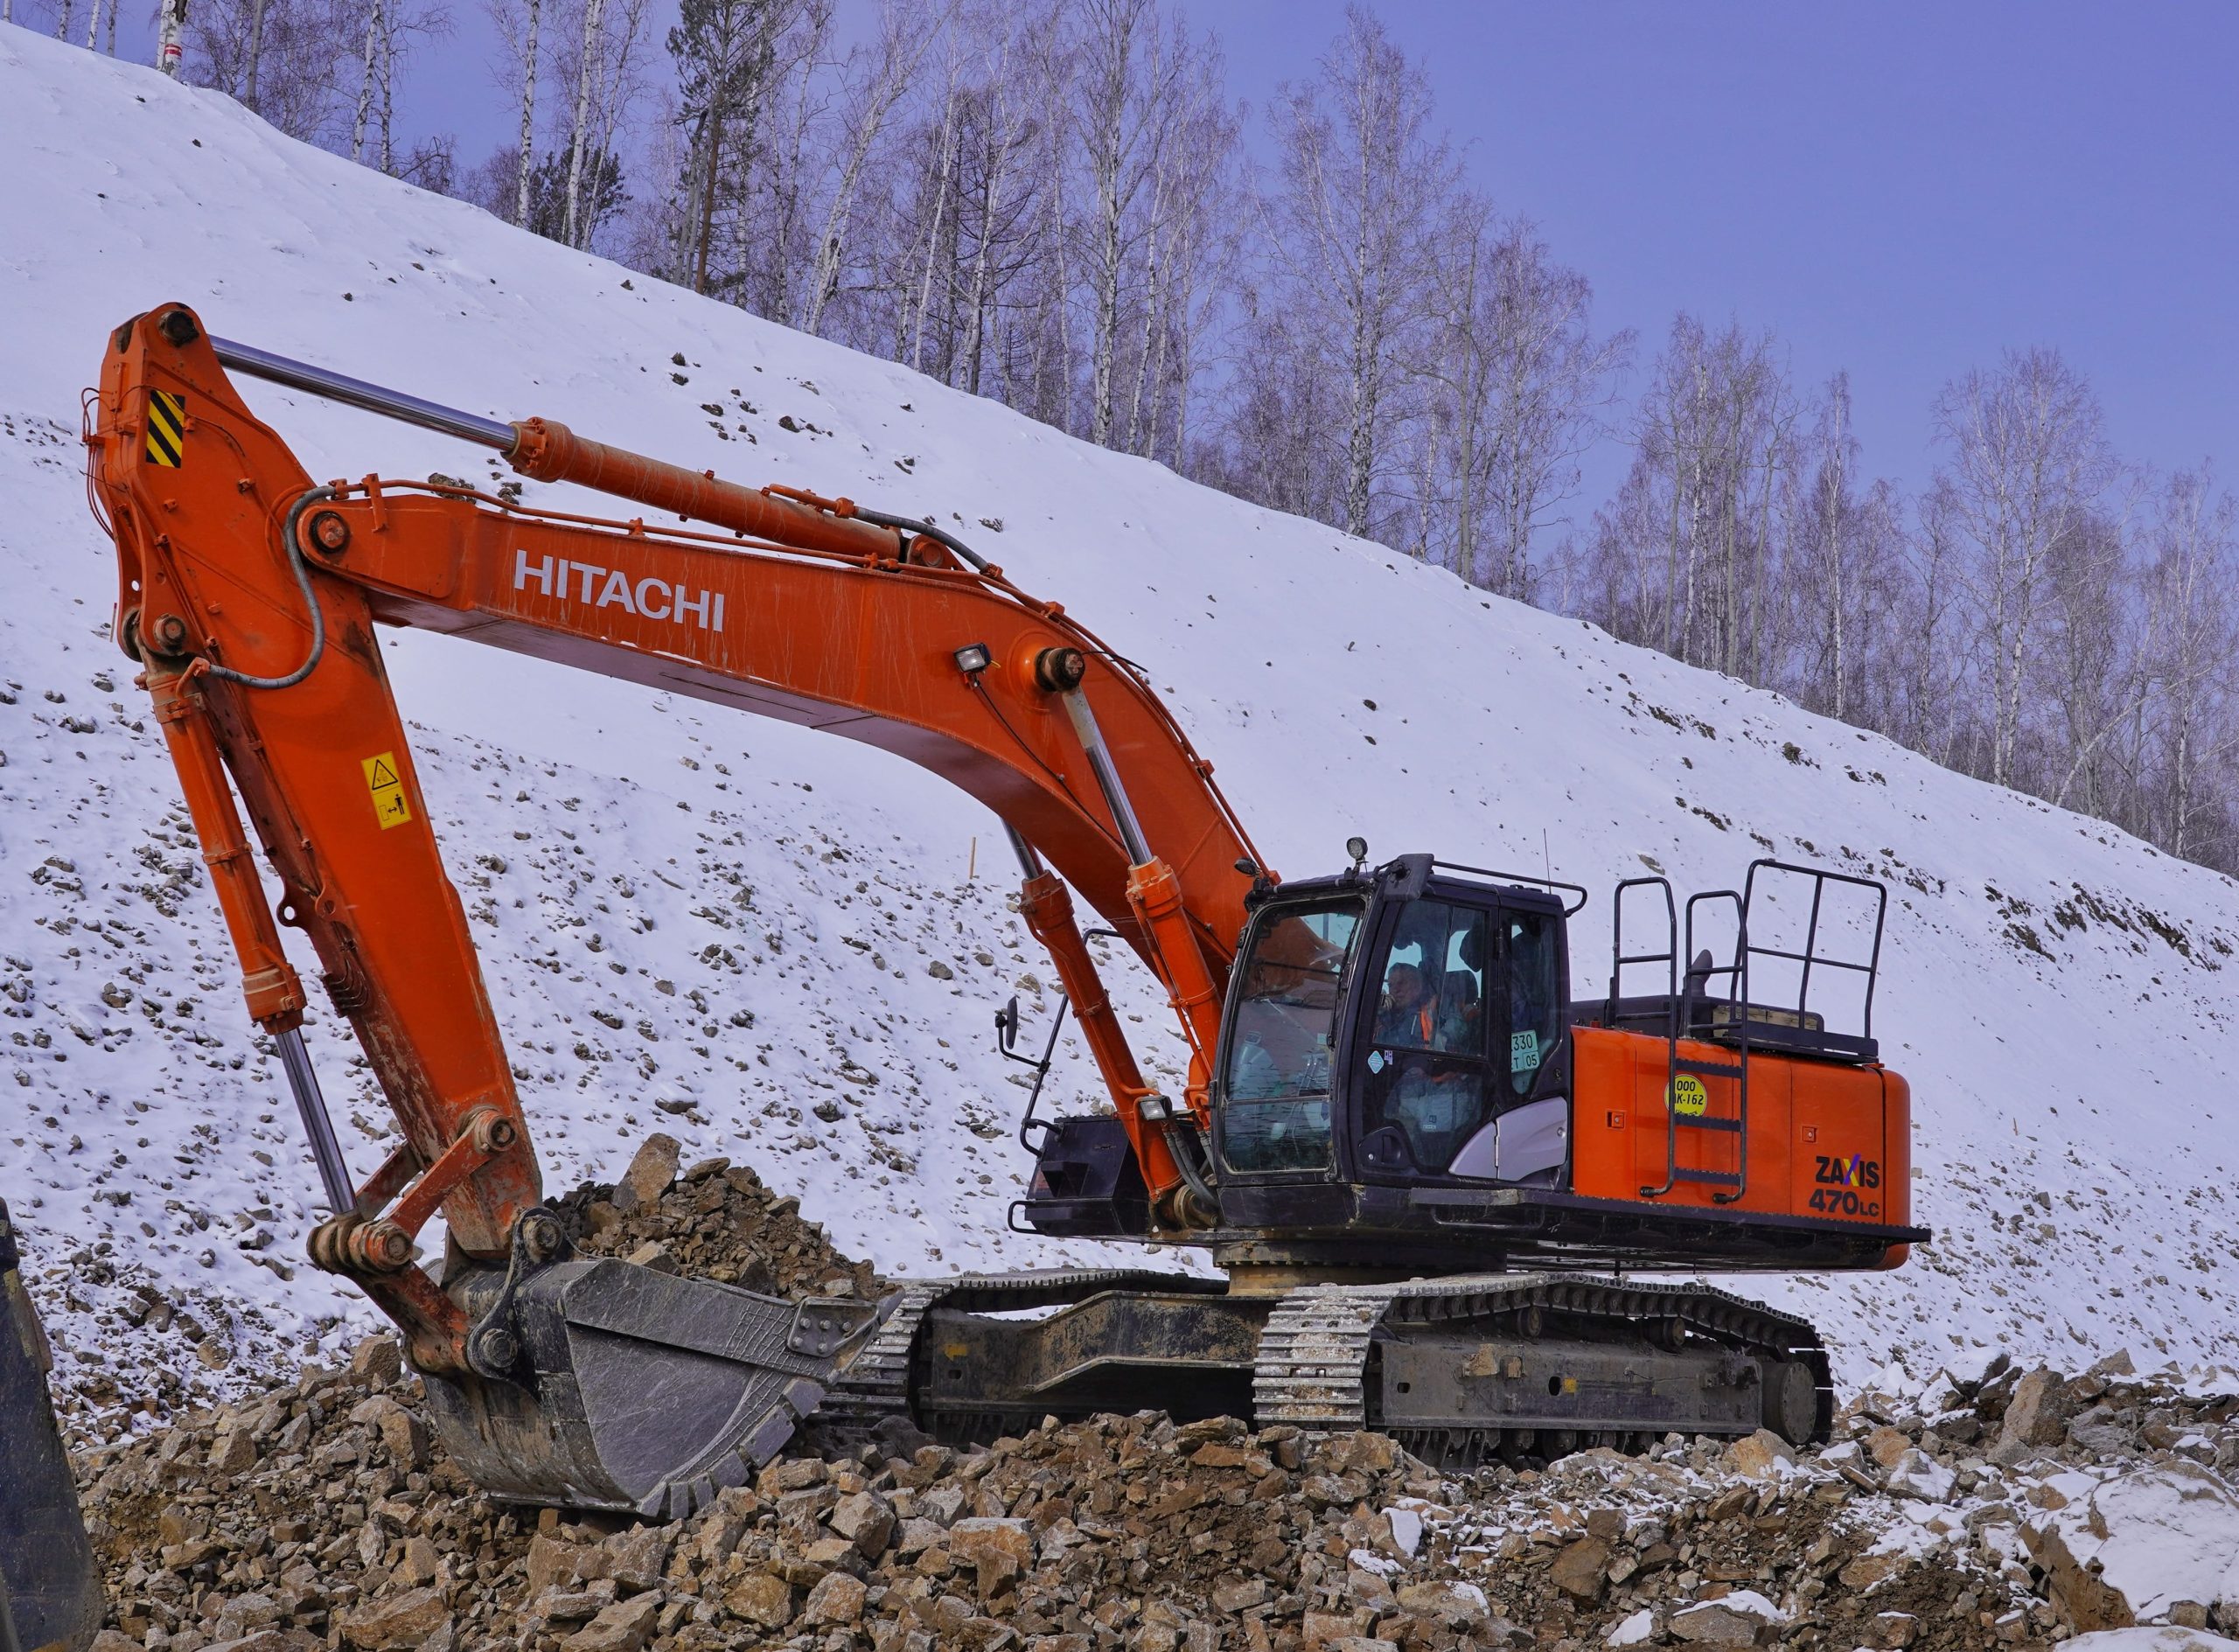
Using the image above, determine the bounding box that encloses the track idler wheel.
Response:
[419,1209,883,1517]
[1759,1356,1820,1447]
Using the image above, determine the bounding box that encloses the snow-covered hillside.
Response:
[5,24,2238,1420]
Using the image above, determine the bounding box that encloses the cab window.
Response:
[1364,900,1490,1171]
[1219,901,1363,1173]
[1504,909,1561,1098]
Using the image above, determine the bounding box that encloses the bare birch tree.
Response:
[1262,6,1454,539]
[560,0,608,243]
[513,0,542,221]
[185,0,350,136]
[1418,207,1629,595]
[352,0,387,162]
[2139,468,2239,860]
[797,0,944,337]
[1581,316,1790,678]
[1932,347,2118,789]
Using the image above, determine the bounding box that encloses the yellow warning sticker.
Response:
[361,751,412,830]
[145,389,186,468]
[1671,1074,1709,1117]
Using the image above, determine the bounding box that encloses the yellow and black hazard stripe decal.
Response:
[145,389,186,467]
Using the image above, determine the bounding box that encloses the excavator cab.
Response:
[1022,853,1585,1242]
[1023,850,1922,1281]
[1212,854,1578,1191]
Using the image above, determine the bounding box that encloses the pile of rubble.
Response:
[550,1133,882,1303]
[74,1375,2037,1652]
[64,1140,2239,1652]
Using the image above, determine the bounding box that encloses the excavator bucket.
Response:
[420,1242,885,1518]
[0,1200,104,1652]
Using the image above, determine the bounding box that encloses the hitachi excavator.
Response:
[86,304,1926,1518]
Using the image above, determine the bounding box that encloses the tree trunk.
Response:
[352,0,382,164]
[244,0,269,104]
[378,16,395,174]
[908,83,959,373]
[692,104,723,294]
[154,0,185,73]
[961,79,1026,399]
[563,0,607,247]
[514,0,542,227]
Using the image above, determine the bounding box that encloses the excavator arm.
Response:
[85,305,1268,1505]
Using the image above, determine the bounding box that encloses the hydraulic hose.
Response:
[200,486,335,690]
[1161,1117,1221,1223]
[850,506,993,572]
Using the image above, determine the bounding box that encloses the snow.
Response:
[2066,1634,2239,1652]
[2036,1464,2239,1621]
[9,23,2239,1415]
[1883,1446,1957,1502]
[1695,1591,1783,1622]
[1383,1505,1424,1556]
[1604,1609,1653,1645]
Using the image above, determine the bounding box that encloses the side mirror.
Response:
[995,995,1021,1053]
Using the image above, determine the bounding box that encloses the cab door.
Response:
[1353,888,1572,1184]
[1352,894,1498,1176]
[1450,898,1573,1183]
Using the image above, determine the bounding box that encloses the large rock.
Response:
[350,1335,404,1384]
[1668,1605,1758,1646]
[394,1536,443,1589]
[378,1405,428,1469]
[341,1586,451,1649]
[1722,1428,1796,1480]
[1395,1579,1489,1629]
[1671,1593,1783,1646]
[561,1596,660,1652]
[1999,1368,2074,1451]
[1211,1578,1269,1614]
[606,1526,672,1594]
[2033,1463,2239,1628]
[949,1516,1036,1595]
[801,1571,867,1626]
[613,1133,682,1214]
[1838,1552,1908,1592]
[1865,1613,1919,1649]
[1865,1425,1913,1467]
[1301,1609,1376,1648]
[525,1535,582,1599]
[723,1572,794,1630]
[829,1489,896,1557]
[206,1423,256,1475]
[1885,1449,1956,1503]
[1548,1536,1609,1602]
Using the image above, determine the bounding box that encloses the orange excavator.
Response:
[87,304,1925,1517]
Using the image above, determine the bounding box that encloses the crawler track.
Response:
[823,1269,1830,1472]
[1256,1274,1830,1470]
[820,1268,1224,1443]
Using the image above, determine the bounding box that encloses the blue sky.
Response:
[1217,2,2239,498]
[58,2,2239,498]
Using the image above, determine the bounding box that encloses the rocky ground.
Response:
[62,1141,2239,1652]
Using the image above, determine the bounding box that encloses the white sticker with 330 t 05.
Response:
[1510,1030,1540,1072]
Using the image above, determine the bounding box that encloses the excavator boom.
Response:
[87,304,1272,1509]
